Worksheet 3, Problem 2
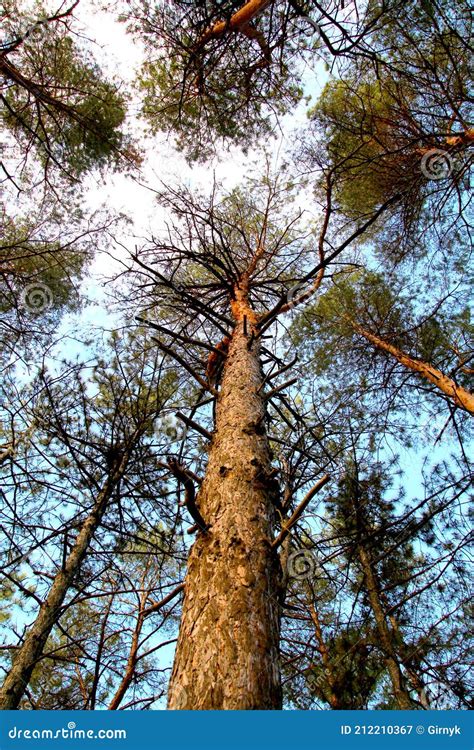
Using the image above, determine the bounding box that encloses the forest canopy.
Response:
[0,0,472,712]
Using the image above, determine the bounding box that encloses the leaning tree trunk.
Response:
[349,320,474,415]
[0,452,130,710]
[167,317,282,709]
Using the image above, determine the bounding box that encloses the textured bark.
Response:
[167,314,282,709]
[350,321,474,415]
[0,453,130,710]
[445,128,474,147]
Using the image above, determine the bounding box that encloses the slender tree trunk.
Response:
[350,320,474,415]
[108,571,149,711]
[387,612,430,709]
[89,594,114,710]
[356,544,414,709]
[107,603,145,710]
[0,453,130,710]
[167,314,282,709]
[109,583,186,710]
[309,602,341,710]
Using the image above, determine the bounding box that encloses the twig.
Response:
[272,475,330,549]
[152,338,217,396]
[175,411,212,441]
[264,377,299,400]
[141,583,185,617]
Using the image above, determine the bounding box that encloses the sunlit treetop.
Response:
[123,0,472,162]
[1,1,139,182]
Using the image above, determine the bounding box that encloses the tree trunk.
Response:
[309,602,341,710]
[356,544,414,709]
[0,453,130,710]
[350,320,474,415]
[387,612,430,709]
[107,598,145,710]
[167,319,282,709]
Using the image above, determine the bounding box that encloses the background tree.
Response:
[0,196,124,369]
[291,270,474,422]
[0,330,183,709]
[280,446,472,709]
[16,533,183,710]
[124,0,472,164]
[1,0,136,184]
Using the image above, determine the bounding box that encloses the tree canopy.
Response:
[0,0,472,712]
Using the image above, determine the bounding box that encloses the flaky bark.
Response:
[0,452,130,710]
[350,320,474,415]
[445,128,474,147]
[167,283,282,709]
